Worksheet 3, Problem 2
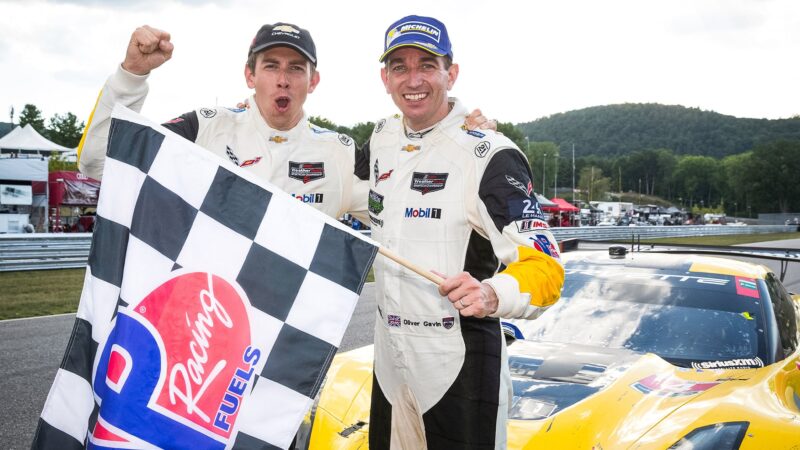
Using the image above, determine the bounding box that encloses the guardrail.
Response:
[1,225,796,272]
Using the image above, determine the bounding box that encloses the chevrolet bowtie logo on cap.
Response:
[270,135,289,144]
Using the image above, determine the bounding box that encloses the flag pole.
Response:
[378,246,444,286]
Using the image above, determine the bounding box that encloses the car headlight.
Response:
[668,422,749,450]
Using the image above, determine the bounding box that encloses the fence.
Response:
[1,225,796,272]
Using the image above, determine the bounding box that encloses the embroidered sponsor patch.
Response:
[443,317,454,329]
[375,119,386,134]
[404,207,441,219]
[240,157,262,167]
[474,141,491,158]
[225,146,240,166]
[369,214,384,227]
[388,314,401,327]
[270,135,289,144]
[508,198,545,220]
[515,219,549,232]
[467,130,485,138]
[368,190,384,215]
[164,117,185,124]
[530,234,559,258]
[401,144,421,152]
[288,162,325,183]
[291,193,324,204]
[374,160,393,185]
[338,134,353,146]
[199,108,217,118]
[410,172,448,194]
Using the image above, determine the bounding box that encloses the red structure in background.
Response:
[542,197,580,227]
[48,171,101,232]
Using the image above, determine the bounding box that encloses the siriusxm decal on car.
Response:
[410,172,448,194]
[474,140,491,158]
[291,193,324,204]
[691,357,764,370]
[369,190,384,215]
[508,198,545,220]
[515,218,549,232]
[404,207,442,219]
[91,272,260,446]
[288,162,325,183]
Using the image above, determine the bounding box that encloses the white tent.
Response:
[0,124,72,155]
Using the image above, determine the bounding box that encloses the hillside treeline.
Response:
[517,103,800,158]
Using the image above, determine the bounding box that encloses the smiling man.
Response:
[358,15,565,449]
[79,23,366,219]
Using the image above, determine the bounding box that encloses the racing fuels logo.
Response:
[474,141,491,158]
[369,190,384,215]
[410,172,448,194]
[404,207,442,219]
[289,162,325,183]
[91,272,259,447]
[374,160,393,185]
[691,357,764,370]
[291,193,324,204]
[530,234,560,258]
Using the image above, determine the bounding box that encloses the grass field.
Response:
[0,268,85,320]
[1,232,796,320]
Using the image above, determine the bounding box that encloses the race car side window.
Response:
[765,273,799,358]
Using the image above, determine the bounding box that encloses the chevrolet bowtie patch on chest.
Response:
[269,135,289,144]
[401,144,421,152]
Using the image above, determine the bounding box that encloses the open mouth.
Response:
[275,96,290,111]
[403,93,428,102]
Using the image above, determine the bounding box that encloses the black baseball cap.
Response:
[249,22,317,66]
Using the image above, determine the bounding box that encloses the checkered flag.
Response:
[32,105,377,450]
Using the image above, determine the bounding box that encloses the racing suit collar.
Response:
[403,98,467,140]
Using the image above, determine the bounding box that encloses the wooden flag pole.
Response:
[378,246,445,286]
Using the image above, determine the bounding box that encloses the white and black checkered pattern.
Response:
[32,105,377,450]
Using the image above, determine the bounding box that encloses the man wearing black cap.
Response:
[79,23,367,220]
[358,15,565,449]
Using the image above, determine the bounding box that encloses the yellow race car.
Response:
[296,244,800,449]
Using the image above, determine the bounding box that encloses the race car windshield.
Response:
[516,266,769,368]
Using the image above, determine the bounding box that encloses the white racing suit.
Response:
[357,100,565,449]
[78,66,367,220]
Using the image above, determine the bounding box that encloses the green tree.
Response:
[18,104,45,133]
[578,166,611,202]
[526,141,559,196]
[46,112,85,148]
[497,122,525,150]
[672,156,720,208]
[748,140,800,212]
[48,153,78,172]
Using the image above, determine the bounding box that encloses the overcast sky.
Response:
[2,0,799,128]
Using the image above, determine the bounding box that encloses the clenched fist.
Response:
[122,25,174,75]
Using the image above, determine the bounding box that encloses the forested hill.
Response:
[517,103,800,157]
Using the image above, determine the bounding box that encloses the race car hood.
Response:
[506,340,761,449]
